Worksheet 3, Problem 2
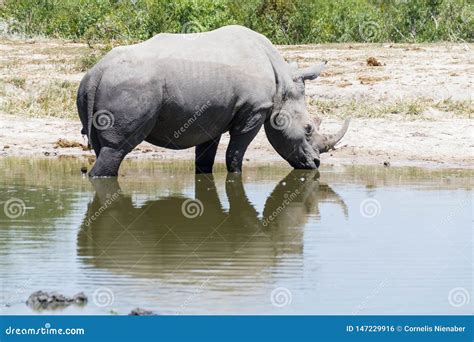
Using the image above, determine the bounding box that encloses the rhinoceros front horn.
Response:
[319,118,350,153]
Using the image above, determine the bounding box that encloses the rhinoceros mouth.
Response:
[287,148,320,169]
[289,159,319,169]
[287,142,320,169]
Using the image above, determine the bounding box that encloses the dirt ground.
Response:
[0,39,472,169]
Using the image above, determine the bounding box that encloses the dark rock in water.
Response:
[128,308,157,316]
[26,291,88,310]
[383,161,391,167]
[80,166,88,174]
[73,292,88,304]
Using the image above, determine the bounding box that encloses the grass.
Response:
[0,36,471,121]
[309,98,473,119]
[1,62,471,121]
[74,44,114,71]
[1,79,79,119]
[75,49,104,72]
[6,76,27,89]
[1,78,470,120]
[434,98,472,115]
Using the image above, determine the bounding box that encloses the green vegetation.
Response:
[0,0,472,44]
[75,45,111,71]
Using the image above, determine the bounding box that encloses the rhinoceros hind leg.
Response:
[195,136,221,174]
[89,146,126,177]
[88,110,158,177]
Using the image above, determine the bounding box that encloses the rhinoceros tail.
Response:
[86,84,96,147]
[84,71,103,154]
[77,76,90,146]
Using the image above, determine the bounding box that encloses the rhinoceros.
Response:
[77,25,349,176]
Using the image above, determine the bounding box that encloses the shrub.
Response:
[0,0,472,43]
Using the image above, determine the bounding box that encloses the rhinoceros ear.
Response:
[293,61,327,81]
[288,61,299,72]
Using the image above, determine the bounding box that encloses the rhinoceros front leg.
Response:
[226,115,264,173]
[195,136,221,174]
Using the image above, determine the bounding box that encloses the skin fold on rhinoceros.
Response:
[77,25,349,177]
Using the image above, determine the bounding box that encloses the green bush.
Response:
[0,0,472,43]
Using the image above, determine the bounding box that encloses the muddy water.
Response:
[0,158,471,315]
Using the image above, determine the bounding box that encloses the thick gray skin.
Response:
[77,25,349,177]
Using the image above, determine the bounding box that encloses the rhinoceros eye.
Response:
[304,124,313,135]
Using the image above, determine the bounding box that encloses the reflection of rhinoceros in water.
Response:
[77,170,348,280]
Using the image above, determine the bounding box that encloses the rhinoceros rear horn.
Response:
[294,61,328,81]
[320,118,350,153]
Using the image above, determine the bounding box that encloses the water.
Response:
[0,158,472,315]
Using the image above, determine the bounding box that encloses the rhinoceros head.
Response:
[264,61,349,169]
